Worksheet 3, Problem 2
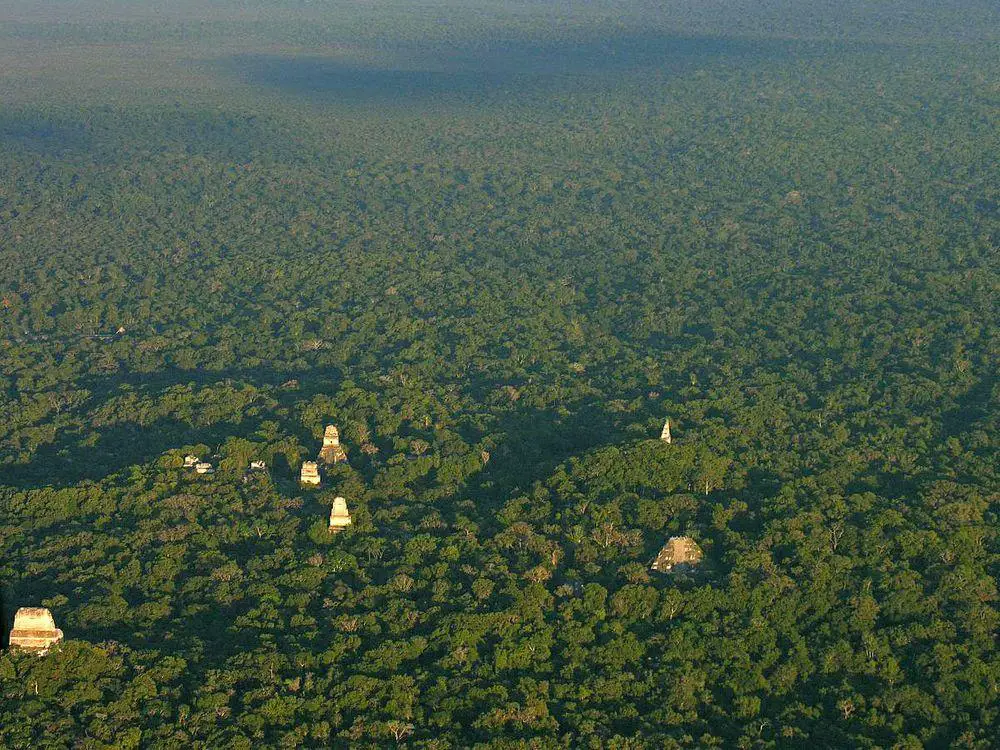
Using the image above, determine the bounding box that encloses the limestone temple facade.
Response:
[300,460,321,486]
[319,425,348,464]
[660,419,672,444]
[329,496,352,532]
[8,607,64,653]
[651,536,703,572]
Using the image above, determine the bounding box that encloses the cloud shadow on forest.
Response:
[0,116,94,156]
[0,107,309,162]
[216,32,814,104]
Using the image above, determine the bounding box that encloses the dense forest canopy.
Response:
[0,1,997,747]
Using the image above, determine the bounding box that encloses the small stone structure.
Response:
[8,607,64,653]
[660,419,672,444]
[183,455,200,468]
[300,461,321,486]
[329,496,352,532]
[319,425,348,464]
[651,536,703,572]
[195,462,214,475]
[249,460,266,471]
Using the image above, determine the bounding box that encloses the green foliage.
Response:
[1,1,999,747]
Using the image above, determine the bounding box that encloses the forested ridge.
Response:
[0,1,997,747]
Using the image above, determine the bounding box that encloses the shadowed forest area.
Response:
[0,1,998,747]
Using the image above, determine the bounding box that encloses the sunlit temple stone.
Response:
[319,425,348,464]
[660,419,672,444]
[8,607,64,653]
[329,496,352,532]
[651,536,703,572]
[300,460,321,486]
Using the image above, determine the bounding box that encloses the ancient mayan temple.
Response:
[300,461,321,486]
[651,536,703,572]
[319,425,348,464]
[8,607,64,653]
[329,496,352,532]
[660,419,672,444]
